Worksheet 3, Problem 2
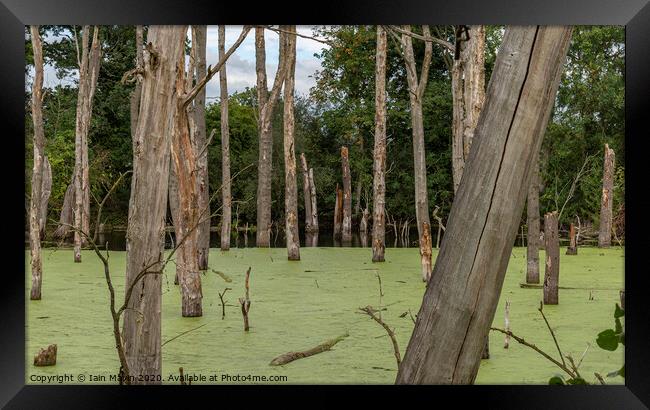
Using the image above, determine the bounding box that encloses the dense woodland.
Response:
[25,25,624,240]
[25,25,624,385]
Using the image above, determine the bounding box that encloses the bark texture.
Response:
[543,211,560,305]
[219,25,232,251]
[255,28,289,247]
[29,26,45,300]
[598,144,615,248]
[566,222,577,255]
[341,146,352,244]
[333,184,343,239]
[308,168,319,233]
[452,25,486,193]
[282,26,300,261]
[129,26,144,140]
[73,25,101,263]
[300,153,313,231]
[371,26,388,263]
[526,152,541,283]
[395,26,572,384]
[39,156,52,240]
[53,179,75,240]
[122,25,187,384]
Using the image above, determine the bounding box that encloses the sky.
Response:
[36,25,329,100]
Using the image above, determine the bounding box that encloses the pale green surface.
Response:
[26,246,624,384]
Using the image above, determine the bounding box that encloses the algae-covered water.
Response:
[26,246,624,384]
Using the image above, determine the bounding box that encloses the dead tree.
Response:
[239,267,252,331]
[398,25,432,247]
[53,179,75,240]
[566,222,577,255]
[73,25,101,263]
[29,26,45,300]
[122,25,188,384]
[129,26,144,143]
[270,334,348,366]
[544,211,560,305]
[451,25,486,193]
[598,144,615,248]
[300,153,313,232]
[255,27,290,247]
[282,26,300,261]
[39,156,52,240]
[395,26,572,384]
[308,168,319,232]
[420,222,433,282]
[219,25,232,251]
[333,184,343,239]
[526,151,541,283]
[372,26,388,262]
[190,26,210,270]
[341,146,353,244]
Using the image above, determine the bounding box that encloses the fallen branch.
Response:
[359,305,401,366]
[218,287,231,320]
[269,333,349,366]
[162,323,208,347]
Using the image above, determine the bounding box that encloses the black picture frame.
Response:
[3,0,649,407]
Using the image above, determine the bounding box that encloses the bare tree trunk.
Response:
[122,25,187,384]
[544,211,560,305]
[129,26,144,139]
[396,26,572,384]
[341,146,352,244]
[219,26,231,251]
[526,152,541,283]
[39,157,52,240]
[354,178,362,217]
[333,184,343,239]
[372,26,388,263]
[282,26,300,261]
[255,27,289,247]
[452,25,486,194]
[191,25,210,270]
[300,153,312,232]
[168,161,181,285]
[566,222,577,255]
[29,26,45,300]
[360,207,369,247]
[73,25,101,263]
[420,222,432,282]
[598,144,615,248]
[308,168,319,233]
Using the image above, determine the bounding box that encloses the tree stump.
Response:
[566,222,577,255]
[34,344,57,366]
[598,144,615,248]
[544,211,560,305]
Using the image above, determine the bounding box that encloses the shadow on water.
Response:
[41,226,437,251]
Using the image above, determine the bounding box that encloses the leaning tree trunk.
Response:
[190,25,210,270]
[29,26,45,300]
[122,25,187,384]
[341,146,352,244]
[73,25,101,263]
[371,26,388,263]
[401,25,433,277]
[598,144,615,248]
[282,26,300,261]
[526,151,541,283]
[396,26,572,385]
[219,25,232,251]
[39,156,52,240]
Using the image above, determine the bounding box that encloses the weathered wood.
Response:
[526,152,541,283]
[420,222,433,282]
[33,344,57,366]
[360,207,369,248]
[300,153,313,232]
[269,334,348,366]
[256,27,290,248]
[333,184,343,239]
[372,26,388,263]
[282,26,300,261]
[29,26,45,300]
[308,168,319,233]
[129,26,144,144]
[598,144,615,248]
[341,146,352,244]
[504,300,511,348]
[73,26,101,263]
[192,25,210,270]
[219,26,232,251]
[122,25,187,384]
[396,26,572,384]
[566,222,578,255]
[543,211,560,305]
[239,267,252,331]
[39,156,52,240]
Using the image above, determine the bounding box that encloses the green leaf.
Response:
[567,377,588,385]
[614,303,624,319]
[615,317,623,334]
[549,376,565,385]
[596,329,619,351]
